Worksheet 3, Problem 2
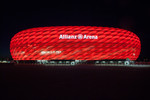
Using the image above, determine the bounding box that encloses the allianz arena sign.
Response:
[59,34,98,39]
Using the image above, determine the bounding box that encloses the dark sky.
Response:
[1,0,150,60]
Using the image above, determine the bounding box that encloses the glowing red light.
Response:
[10,26,141,60]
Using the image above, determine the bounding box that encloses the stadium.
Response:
[10,26,141,65]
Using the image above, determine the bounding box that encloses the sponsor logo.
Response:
[41,51,61,55]
[59,34,98,39]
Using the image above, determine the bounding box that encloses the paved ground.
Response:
[1,63,150,100]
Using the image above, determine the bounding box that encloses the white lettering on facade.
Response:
[41,51,62,55]
[59,34,98,39]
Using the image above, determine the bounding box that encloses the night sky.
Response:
[1,0,150,60]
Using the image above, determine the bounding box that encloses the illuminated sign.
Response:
[41,51,61,55]
[59,34,98,39]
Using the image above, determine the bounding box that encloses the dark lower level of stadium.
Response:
[13,59,134,65]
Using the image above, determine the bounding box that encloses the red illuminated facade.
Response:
[10,26,141,60]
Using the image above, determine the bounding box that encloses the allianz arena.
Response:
[10,26,141,61]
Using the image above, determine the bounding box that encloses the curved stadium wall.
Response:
[10,26,141,60]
